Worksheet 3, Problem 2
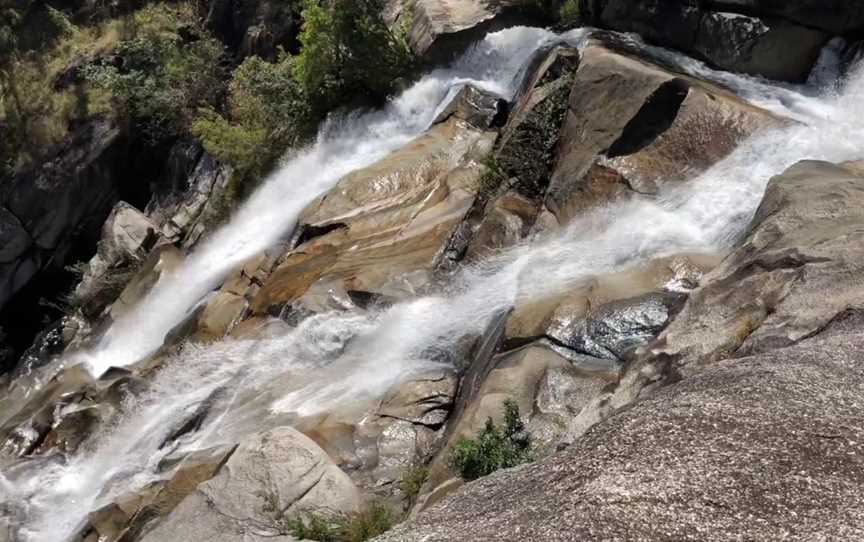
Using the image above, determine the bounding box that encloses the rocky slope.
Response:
[376,160,864,541]
[2,2,864,542]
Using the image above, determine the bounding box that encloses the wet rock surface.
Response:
[375,159,864,540]
[655,160,864,376]
[375,311,864,541]
[547,41,781,224]
[251,116,496,315]
[5,8,864,541]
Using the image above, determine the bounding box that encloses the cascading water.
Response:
[78,26,572,377]
[4,24,864,542]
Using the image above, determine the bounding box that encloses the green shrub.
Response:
[449,400,532,481]
[193,52,313,178]
[559,0,581,25]
[284,513,341,542]
[294,0,415,114]
[399,463,429,506]
[283,502,395,542]
[84,3,225,142]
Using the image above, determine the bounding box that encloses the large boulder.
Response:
[374,311,864,541]
[583,0,832,81]
[704,0,864,35]
[251,116,496,317]
[653,160,864,376]
[547,41,781,224]
[141,427,361,542]
[70,202,162,318]
[398,0,548,61]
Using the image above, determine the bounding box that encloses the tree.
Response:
[293,0,414,114]
[193,52,313,178]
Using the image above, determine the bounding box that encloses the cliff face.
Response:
[2,2,864,542]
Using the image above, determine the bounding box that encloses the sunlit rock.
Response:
[141,427,360,541]
[252,117,496,316]
[548,41,782,225]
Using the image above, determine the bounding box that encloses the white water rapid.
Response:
[4,25,864,542]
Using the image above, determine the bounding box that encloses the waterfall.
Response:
[78,26,572,377]
[4,25,864,542]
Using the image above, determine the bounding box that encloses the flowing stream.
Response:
[4,25,864,542]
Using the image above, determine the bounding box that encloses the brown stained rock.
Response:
[194,252,280,341]
[252,118,496,315]
[432,84,507,129]
[34,405,101,455]
[547,42,782,225]
[463,191,539,261]
[378,371,459,427]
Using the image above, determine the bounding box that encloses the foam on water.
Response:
[4,25,864,542]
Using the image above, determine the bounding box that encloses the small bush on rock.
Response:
[399,463,429,506]
[283,502,395,542]
[449,400,532,481]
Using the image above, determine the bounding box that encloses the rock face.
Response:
[71,202,162,318]
[581,0,832,81]
[397,0,548,60]
[141,427,361,542]
[7,8,864,540]
[374,161,864,540]
[375,311,864,541]
[547,41,781,224]
[708,0,864,34]
[251,115,496,316]
[655,160,864,376]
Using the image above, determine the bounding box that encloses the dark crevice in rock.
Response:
[441,309,510,443]
[346,290,394,311]
[500,333,617,362]
[379,412,449,431]
[294,222,347,247]
[606,78,690,158]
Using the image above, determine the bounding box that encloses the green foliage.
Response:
[2,2,226,173]
[193,52,312,177]
[559,0,581,25]
[294,0,415,114]
[496,75,573,197]
[478,154,507,198]
[449,400,532,481]
[280,503,395,542]
[399,463,429,506]
[283,513,340,541]
[83,3,225,142]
